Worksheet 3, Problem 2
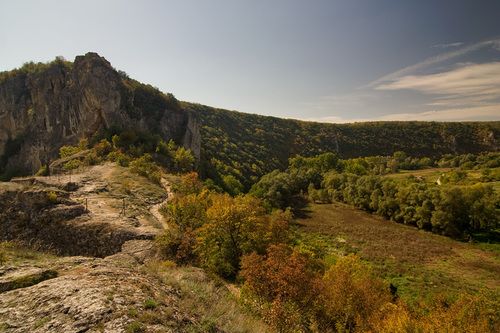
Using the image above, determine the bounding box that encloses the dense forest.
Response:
[186,103,499,192]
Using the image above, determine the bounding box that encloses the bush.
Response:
[143,298,158,310]
[240,244,320,331]
[174,147,195,173]
[129,154,162,184]
[35,164,49,176]
[108,151,131,167]
[93,139,113,157]
[63,159,82,171]
[59,145,82,158]
[47,191,58,203]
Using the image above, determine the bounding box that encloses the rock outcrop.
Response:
[0,246,197,333]
[0,52,201,177]
[0,164,165,257]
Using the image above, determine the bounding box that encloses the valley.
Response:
[0,53,498,332]
[297,203,500,305]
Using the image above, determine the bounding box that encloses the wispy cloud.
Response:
[366,37,500,88]
[307,105,500,123]
[432,42,464,49]
[376,62,500,105]
[311,37,500,123]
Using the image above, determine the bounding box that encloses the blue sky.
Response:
[1,0,499,122]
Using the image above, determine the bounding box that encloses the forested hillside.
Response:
[187,103,499,191]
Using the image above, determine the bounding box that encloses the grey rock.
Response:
[0,52,200,176]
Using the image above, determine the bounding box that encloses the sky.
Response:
[1,0,500,122]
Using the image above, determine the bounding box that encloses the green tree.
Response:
[174,147,195,173]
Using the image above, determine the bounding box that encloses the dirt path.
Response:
[149,177,173,230]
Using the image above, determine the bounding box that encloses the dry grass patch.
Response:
[296,203,500,304]
[143,261,270,333]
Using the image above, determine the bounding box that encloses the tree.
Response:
[240,244,320,331]
[318,255,392,332]
[174,147,195,173]
[197,194,267,279]
[222,174,244,196]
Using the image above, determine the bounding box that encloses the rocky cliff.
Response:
[0,53,200,177]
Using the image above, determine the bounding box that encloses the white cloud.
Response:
[374,105,500,121]
[494,40,500,52]
[432,42,464,49]
[309,38,500,124]
[366,38,500,88]
[376,62,500,107]
[306,104,500,123]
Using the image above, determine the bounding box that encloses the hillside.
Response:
[0,163,267,332]
[297,203,500,305]
[0,53,498,188]
[188,104,499,188]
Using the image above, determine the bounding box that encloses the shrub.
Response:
[174,147,195,173]
[240,244,320,331]
[143,298,158,310]
[93,139,113,157]
[129,154,162,184]
[126,321,145,333]
[35,164,49,176]
[171,172,203,196]
[47,191,58,203]
[83,150,100,166]
[59,145,81,158]
[155,227,197,264]
[108,151,131,167]
[63,159,82,171]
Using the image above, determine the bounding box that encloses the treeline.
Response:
[188,102,499,191]
[0,56,72,84]
[321,173,498,238]
[250,152,500,239]
[157,173,499,332]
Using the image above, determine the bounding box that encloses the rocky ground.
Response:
[0,164,257,333]
[0,240,199,333]
[0,164,169,257]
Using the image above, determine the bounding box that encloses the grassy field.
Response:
[383,167,451,183]
[382,166,500,192]
[296,203,500,307]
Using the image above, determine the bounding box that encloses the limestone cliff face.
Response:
[0,52,200,176]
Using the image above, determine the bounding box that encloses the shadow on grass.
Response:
[472,230,500,244]
[291,197,312,218]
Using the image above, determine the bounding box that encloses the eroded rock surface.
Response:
[0,164,166,257]
[0,244,196,333]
